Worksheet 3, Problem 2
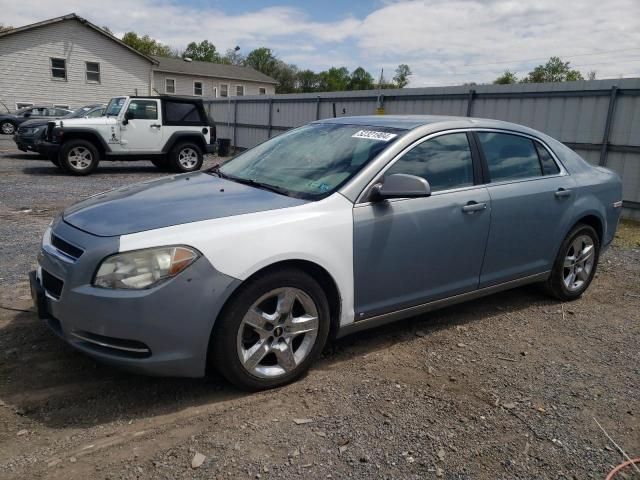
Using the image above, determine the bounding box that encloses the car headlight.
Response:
[93,246,199,290]
[21,127,37,135]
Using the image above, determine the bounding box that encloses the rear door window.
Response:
[385,133,475,192]
[477,132,542,182]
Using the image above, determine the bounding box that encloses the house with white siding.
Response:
[0,13,277,111]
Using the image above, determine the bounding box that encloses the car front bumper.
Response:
[30,217,240,377]
[14,133,46,153]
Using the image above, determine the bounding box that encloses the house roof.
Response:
[151,55,278,85]
[0,13,158,65]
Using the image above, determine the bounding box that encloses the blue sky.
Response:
[3,0,640,86]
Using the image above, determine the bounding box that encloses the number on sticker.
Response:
[352,130,398,141]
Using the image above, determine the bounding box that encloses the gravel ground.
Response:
[0,136,639,479]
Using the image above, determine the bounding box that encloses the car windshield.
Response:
[218,123,404,199]
[65,106,95,119]
[105,97,126,116]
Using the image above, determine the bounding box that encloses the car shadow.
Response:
[0,285,555,430]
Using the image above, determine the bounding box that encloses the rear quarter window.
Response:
[163,101,204,125]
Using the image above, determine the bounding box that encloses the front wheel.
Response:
[544,223,600,301]
[60,140,99,175]
[169,142,203,173]
[211,269,330,391]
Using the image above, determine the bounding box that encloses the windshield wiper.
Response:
[226,176,292,197]
[208,164,228,178]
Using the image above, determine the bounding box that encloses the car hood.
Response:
[18,118,50,128]
[63,172,309,237]
[54,117,114,127]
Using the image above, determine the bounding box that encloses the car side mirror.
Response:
[371,173,431,201]
[123,111,133,125]
[23,112,31,118]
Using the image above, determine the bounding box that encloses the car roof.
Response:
[315,114,540,136]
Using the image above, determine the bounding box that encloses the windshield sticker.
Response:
[352,130,398,141]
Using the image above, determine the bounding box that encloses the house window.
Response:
[53,104,69,109]
[16,102,33,109]
[213,87,218,98]
[165,78,176,94]
[259,87,267,95]
[220,84,229,97]
[51,58,66,80]
[85,62,100,83]
[236,85,245,96]
[194,81,203,96]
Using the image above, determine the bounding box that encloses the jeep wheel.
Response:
[60,140,100,176]
[170,142,203,173]
[0,121,16,135]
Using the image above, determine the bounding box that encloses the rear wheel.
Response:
[1,121,15,135]
[211,269,330,391]
[544,224,600,301]
[60,140,99,175]
[169,142,203,173]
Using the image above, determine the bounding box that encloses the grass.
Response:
[614,218,640,249]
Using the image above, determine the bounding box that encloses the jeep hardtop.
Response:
[43,96,216,175]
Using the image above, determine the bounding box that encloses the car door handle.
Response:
[150,124,161,128]
[461,201,487,213]
[554,188,572,198]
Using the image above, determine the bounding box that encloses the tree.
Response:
[273,61,298,94]
[393,64,412,88]
[183,40,221,62]
[522,56,584,83]
[101,25,113,35]
[244,47,278,76]
[348,67,374,90]
[587,70,597,81]
[0,24,13,33]
[221,47,244,66]
[296,69,321,92]
[121,32,173,57]
[493,70,518,84]
[318,67,351,91]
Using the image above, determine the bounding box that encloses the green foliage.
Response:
[493,70,518,84]
[348,67,374,90]
[183,40,221,62]
[121,32,173,57]
[522,57,584,83]
[296,69,321,93]
[244,48,279,76]
[318,67,351,91]
[393,64,412,88]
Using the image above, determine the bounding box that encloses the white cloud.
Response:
[2,0,640,86]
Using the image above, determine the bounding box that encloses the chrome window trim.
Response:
[354,127,568,204]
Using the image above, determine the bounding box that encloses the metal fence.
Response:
[204,78,640,218]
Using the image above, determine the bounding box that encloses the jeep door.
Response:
[352,132,491,320]
[120,99,164,151]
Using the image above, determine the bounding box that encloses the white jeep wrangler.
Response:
[43,96,216,175]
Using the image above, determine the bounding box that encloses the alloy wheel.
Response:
[67,147,93,170]
[236,287,319,379]
[1,122,15,135]
[178,147,198,169]
[562,234,595,292]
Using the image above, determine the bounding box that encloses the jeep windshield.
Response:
[105,97,127,117]
[217,123,403,200]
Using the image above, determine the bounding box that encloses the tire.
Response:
[169,142,203,173]
[544,223,600,301]
[211,268,331,391]
[60,140,99,176]
[151,158,171,171]
[0,120,16,135]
